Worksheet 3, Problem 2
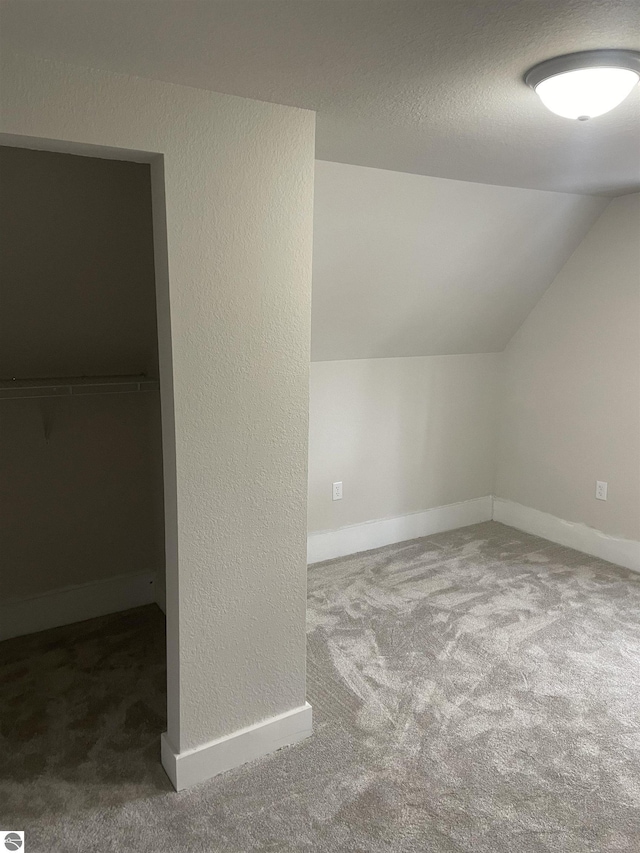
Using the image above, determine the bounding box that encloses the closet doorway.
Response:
[0,145,170,788]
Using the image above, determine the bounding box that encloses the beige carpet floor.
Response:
[2,521,640,851]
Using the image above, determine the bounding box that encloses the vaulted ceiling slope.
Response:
[311,161,606,361]
[1,0,638,195]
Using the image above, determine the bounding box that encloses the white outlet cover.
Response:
[596,481,608,501]
[332,482,343,501]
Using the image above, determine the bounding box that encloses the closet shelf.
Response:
[0,375,160,400]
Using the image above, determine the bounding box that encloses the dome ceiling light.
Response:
[525,49,640,120]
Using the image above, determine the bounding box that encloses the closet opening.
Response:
[0,143,172,788]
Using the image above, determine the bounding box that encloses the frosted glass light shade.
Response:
[535,67,639,119]
[525,50,640,120]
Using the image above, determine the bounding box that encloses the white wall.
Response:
[308,355,501,532]
[308,159,598,541]
[309,163,638,559]
[495,193,640,541]
[0,53,315,782]
[311,161,605,361]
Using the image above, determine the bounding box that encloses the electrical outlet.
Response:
[596,481,608,501]
[332,481,343,501]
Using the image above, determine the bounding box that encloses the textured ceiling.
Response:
[312,161,607,360]
[1,0,639,195]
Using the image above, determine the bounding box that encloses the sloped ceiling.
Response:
[0,2,623,363]
[1,0,639,194]
[311,161,607,361]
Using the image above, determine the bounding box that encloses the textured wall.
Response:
[312,161,606,361]
[495,194,640,540]
[0,54,315,753]
[308,355,501,532]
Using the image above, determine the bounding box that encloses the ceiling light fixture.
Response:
[525,49,640,120]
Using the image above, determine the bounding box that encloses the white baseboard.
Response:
[0,571,157,641]
[307,496,493,564]
[493,498,640,573]
[161,702,313,791]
